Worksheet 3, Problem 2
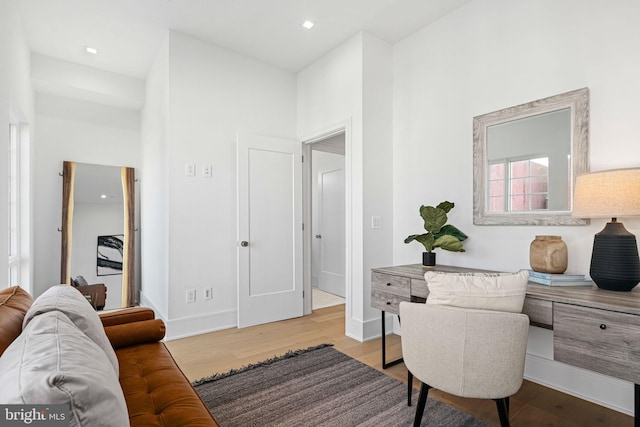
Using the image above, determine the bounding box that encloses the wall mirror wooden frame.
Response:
[473,88,590,225]
[60,161,136,307]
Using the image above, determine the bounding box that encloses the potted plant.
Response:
[404,201,468,266]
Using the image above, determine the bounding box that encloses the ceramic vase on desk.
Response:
[530,235,568,274]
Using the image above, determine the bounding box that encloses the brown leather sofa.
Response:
[0,286,220,427]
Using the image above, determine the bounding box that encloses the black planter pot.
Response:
[422,252,436,267]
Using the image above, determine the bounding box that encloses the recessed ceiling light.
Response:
[85,46,98,55]
[100,194,107,199]
[301,20,315,30]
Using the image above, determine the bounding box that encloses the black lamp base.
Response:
[589,221,640,292]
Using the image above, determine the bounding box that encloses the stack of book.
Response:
[527,270,593,286]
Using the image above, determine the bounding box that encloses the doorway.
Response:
[308,133,346,311]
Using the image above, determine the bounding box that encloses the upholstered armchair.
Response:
[399,302,529,427]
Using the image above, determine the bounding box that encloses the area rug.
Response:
[193,344,489,427]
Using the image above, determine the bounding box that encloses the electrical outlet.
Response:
[204,287,213,300]
[186,289,196,303]
[202,164,212,178]
[371,216,382,229]
[185,163,196,177]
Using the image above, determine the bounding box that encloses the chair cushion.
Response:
[0,286,33,356]
[424,269,529,313]
[23,284,119,375]
[0,310,129,426]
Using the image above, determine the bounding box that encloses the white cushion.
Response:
[23,284,119,376]
[424,270,529,313]
[0,311,129,427]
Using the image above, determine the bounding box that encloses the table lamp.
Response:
[572,168,640,291]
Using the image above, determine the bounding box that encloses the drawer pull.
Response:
[386,282,392,286]
[386,301,391,305]
[600,324,607,330]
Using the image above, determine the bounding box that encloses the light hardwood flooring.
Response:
[166,304,633,426]
[312,288,345,310]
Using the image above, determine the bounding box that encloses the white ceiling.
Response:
[17,0,472,78]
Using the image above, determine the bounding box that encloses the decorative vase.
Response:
[422,252,436,267]
[529,235,568,274]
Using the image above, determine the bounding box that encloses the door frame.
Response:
[301,119,352,316]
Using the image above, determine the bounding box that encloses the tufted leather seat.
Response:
[100,308,220,427]
[117,342,219,426]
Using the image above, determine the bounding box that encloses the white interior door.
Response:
[314,152,345,297]
[237,132,303,328]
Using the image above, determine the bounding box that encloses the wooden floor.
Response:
[166,304,633,427]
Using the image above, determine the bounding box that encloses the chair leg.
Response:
[413,382,431,427]
[494,397,510,427]
[408,370,413,406]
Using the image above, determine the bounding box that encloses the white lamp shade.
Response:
[572,168,640,219]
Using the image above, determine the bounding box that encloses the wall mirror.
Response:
[473,88,589,225]
[60,161,136,308]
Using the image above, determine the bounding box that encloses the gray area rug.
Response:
[193,344,489,427]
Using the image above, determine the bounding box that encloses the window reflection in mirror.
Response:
[486,108,570,213]
[489,157,550,212]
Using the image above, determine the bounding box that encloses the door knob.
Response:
[240,241,249,247]
[315,234,322,239]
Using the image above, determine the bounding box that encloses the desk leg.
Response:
[635,383,639,427]
[381,311,403,369]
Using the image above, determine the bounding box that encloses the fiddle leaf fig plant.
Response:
[404,201,468,253]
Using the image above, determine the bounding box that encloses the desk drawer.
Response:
[371,272,411,298]
[522,297,552,329]
[411,278,429,299]
[371,290,410,315]
[554,303,640,384]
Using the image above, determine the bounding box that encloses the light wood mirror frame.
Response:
[473,88,590,226]
[60,161,136,307]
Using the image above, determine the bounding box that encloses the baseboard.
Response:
[355,313,394,342]
[524,353,634,416]
[164,310,237,341]
[138,292,237,340]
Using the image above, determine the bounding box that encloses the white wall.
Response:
[141,31,297,338]
[33,93,140,297]
[31,53,145,110]
[140,34,170,317]
[393,0,640,414]
[361,32,394,337]
[298,34,364,339]
[298,32,394,341]
[0,0,34,292]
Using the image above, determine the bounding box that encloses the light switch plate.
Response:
[371,216,382,229]
[185,163,196,177]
